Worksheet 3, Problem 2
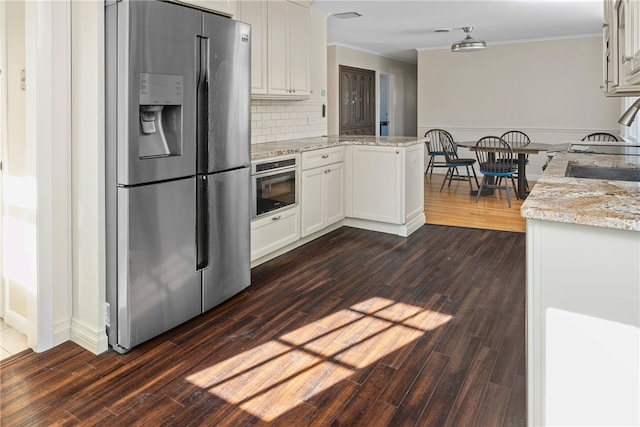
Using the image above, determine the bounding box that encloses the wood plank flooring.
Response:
[424,173,527,233]
[0,224,526,426]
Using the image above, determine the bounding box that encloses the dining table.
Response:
[456,140,552,199]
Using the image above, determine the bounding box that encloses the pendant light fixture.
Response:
[451,27,487,52]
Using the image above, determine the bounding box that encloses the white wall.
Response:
[327,45,417,137]
[21,0,73,352]
[2,0,31,336]
[418,36,620,180]
[70,0,107,354]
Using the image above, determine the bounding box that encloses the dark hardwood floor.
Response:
[0,225,526,426]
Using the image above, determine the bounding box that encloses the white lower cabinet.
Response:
[301,162,345,237]
[250,207,300,261]
[325,163,345,226]
[301,147,345,238]
[251,142,424,264]
[346,143,424,227]
[348,145,402,223]
[526,218,640,426]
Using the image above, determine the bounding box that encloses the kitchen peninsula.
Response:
[250,135,426,266]
[521,151,640,426]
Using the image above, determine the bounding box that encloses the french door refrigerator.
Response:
[105,0,251,353]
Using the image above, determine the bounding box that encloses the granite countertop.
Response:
[251,135,426,160]
[521,151,640,231]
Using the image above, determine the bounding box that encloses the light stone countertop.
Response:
[521,151,640,231]
[250,135,427,160]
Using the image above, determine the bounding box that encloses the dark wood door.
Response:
[339,66,376,135]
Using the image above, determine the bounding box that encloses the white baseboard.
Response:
[71,318,108,355]
[343,214,424,237]
[251,211,427,268]
[3,308,28,335]
[54,318,71,347]
[399,213,426,237]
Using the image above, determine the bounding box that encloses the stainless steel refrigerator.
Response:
[105,0,251,353]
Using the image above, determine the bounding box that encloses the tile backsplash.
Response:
[251,99,327,144]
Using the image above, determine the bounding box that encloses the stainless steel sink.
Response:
[565,164,640,182]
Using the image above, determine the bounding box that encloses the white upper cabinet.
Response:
[603,0,640,95]
[238,0,311,99]
[622,0,640,84]
[286,2,310,96]
[267,1,289,95]
[168,0,236,17]
[237,0,268,94]
[308,8,328,101]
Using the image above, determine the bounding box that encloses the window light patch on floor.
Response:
[186,297,452,421]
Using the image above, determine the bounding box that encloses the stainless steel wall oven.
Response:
[251,157,297,219]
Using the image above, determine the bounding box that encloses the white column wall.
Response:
[24,0,73,352]
[2,0,31,336]
[70,0,107,354]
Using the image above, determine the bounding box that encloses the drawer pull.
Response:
[321,154,329,159]
[271,215,282,221]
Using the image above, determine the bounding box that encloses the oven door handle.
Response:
[251,166,297,179]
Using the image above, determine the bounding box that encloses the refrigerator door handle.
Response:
[196,36,209,174]
[196,174,210,271]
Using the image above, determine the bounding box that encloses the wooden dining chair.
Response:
[501,130,530,148]
[581,132,620,142]
[439,134,479,192]
[424,129,455,178]
[501,130,531,191]
[474,136,519,208]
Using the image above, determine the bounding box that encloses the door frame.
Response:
[377,71,395,137]
[0,0,6,321]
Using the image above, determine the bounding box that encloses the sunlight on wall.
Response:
[186,297,452,421]
[2,175,36,323]
[4,175,36,211]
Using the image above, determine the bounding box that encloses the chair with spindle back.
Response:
[581,132,620,142]
[474,136,519,208]
[501,130,531,191]
[424,129,455,178]
[439,133,479,192]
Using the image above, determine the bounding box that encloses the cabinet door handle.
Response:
[321,154,329,159]
[622,55,634,64]
[271,215,281,221]
[396,150,400,154]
